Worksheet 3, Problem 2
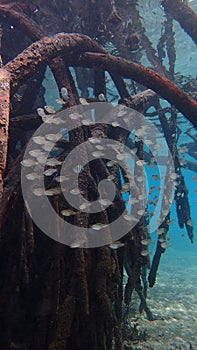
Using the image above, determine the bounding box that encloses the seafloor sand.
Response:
[123,248,197,350]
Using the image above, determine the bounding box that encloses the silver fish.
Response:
[109,241,124,249]
[98,93,106,102]
[82,119,94,126]
[45,133,62,142]
[32,188,44,196]
[92,151,105,158]
[61,209,76,216]
[44,169,57,176]
[91,223,107,230]
[141,239,153,245]
[44,105,55,114]
[46,158,62,166]
[69,113,82,120]
[26,173,40,180]
[61,87,69,101]
[116,152,130,160]
[141,249,150,256]
[79,97,89,105]
[37,108,46,118]
[32,136,46,145]
[21,159,37,167]
[44,188,61,196]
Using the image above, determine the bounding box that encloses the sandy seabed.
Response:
[124,249,197,350]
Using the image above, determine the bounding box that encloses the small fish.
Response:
[92,151,105,158]
[91,223,107,230]
[45,133,62,142]
[70,242,81,248]
[56,98,65,105]
[29,149,43,158]
[61,209,76,216]
[123,214,138,222]
[168,198,174,204]
[44,188,61,196]
[128,198,139,204]
[37,108,46,118]
[26,173,40,180]
[130,147,137,154]
[21,159,37,167]
[99,198,112,206]
[154,143,162,149]
[70,188,80,195]
[107,174,115,181]
[116,152,130,160]
[146,139,153,145]
[170,172,178,180]
[137,209,144,216]
[141,239,153,245]
[136,160,147,166]
[117,109,127,117]
[167,218,175,225]
[135,128,147,137]
[42,116,53,124]
[121,183,130,192]
[141,249,150,256]
[41,142,55,152]
[178,146,188,154]
[82,119,94,126]
[69,113,82,120]
[55,176,69,182]
[32,136,46,145]
[32,188,44,196]
[37,155,47,165]
[158,237,166,243]
[179,158,187,166]
[95,145,105,150]
[44,105,55,114]
[109,241,124,249]
[160,242,170,249]
[73,165,83,174]
[52,117,64,125]
[98,93,106,101]
[187,219,193,227]
[79,97,89,105]
[61,87,69,101]
[112,121,120,127]
[136,176,146,182]
[162,209,169,216]
[46,158,62,166]
[156,228,165,235]
[79,202,91,210]
[88,137,101,144]
[44,169,57,176]
[152,174,160,180]
[138,194,147,200]
[70,241,85,248]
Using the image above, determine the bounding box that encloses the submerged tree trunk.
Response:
[0,1,196,349]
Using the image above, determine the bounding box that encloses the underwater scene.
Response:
[0,0,197,349]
